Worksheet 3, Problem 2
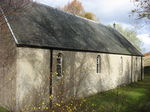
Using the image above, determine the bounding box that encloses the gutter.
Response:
[17,43,143,57]
[49,50,53,108]
[141,56,143,80]
[131,56,133,83]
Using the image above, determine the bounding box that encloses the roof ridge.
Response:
[33,1,100,24]
[5,1,143,56]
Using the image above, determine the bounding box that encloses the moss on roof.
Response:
[6,2,142,56]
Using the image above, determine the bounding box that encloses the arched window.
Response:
[136,57,138,72]
[97,55,101,73]
[136,57,138,67]
[57,53,63,79]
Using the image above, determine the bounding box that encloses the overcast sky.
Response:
[36,0,150,53]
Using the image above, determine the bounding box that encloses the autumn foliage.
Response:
[81,12,96,21]
[144,52,150,56]
[62,0,97,21]
[63,0,84,16]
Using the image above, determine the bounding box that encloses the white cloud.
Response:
[81,0,135,24]
[35,0,68,7]
[82,0,133,13]
[137,34,150,44]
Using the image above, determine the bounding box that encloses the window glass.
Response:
[97,55,101,73]
[57,53,63,78]
[120,56,123,73]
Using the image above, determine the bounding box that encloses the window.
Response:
[97,55,101,73]
[136,57,138,67]
[120,56,123,73]
[136,57,138,72]
[57,53,63,79]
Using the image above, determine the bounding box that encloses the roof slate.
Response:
[6,2,142,56]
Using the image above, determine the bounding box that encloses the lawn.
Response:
[73,72,150,112]
[1,72,150,112]
[50,71,150,112]
[0,107,8,112]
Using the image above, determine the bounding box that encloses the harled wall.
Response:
[0,14,17,111]
[15,48,143,112]
[16,48,50,112]
[132,56,142,82]
[52,50,143,101]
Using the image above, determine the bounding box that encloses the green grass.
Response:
[1,72,150,112]
[0,107,8,112]
[74,73,150,112]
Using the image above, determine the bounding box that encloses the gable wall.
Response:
[0,15,17,111]
[16,47,50,112]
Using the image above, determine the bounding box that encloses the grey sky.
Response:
[36,0,150,53]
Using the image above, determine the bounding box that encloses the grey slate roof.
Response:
[6,2,142,56]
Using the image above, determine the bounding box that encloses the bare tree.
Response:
[132,0,150,20]
[0,0,31,26]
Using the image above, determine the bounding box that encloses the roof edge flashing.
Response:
[0,7,19,44]
[112,27,143,56]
